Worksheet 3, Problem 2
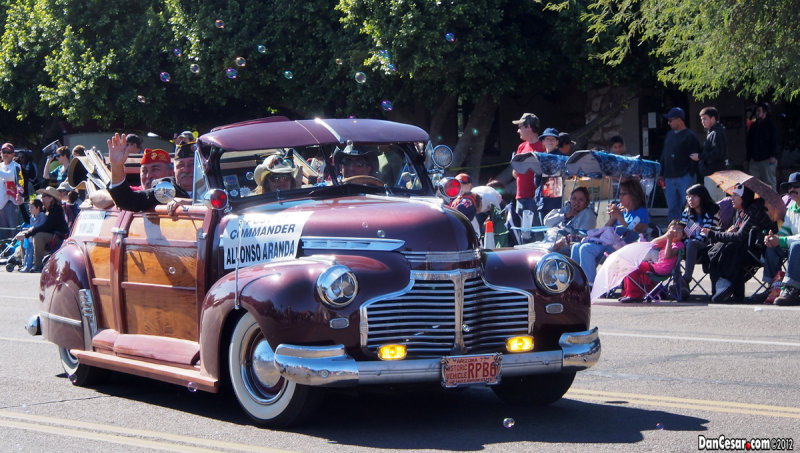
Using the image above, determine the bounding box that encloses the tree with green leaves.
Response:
[581,0,800,101]
[0,0,652,177]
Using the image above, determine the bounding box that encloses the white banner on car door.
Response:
[222,211,312,269]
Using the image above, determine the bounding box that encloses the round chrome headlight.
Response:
[534,253,574,294]
[431,144,454,168]
[316,265,359,308]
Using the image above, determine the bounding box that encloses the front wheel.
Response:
[491,372,576,406]
[228,311,321,427]
[58,346,109,386]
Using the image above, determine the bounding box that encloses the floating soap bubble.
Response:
[136,95,146,104]
[214,19,225,29]
[190,64,200,73]
[225,68,238,79]
[335,58,343,65]
[656,422,664,430]
[283,70,294,80]
[362,221,369,229]
[503,418,515,428]
[354,72,367,84]
[68,373,77,384]
[377,230,386,238]
[472,128,479,135]
[381,100,393,111]
[245,171,254,181]
[235,57,246,67]
[159,72,171,83]
[387,63,396,72]
[379,49,390,60]
[257,44,267,54]
[173,48,183,57]
[445,32,455,43]
[187,381,198,393]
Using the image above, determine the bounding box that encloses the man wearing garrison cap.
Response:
[106,133,189,212]
[173,141,195,195]
[136,148,173,190]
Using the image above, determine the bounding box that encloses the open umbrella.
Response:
[590,241,655,302]
[510,152,568,176]
[708,170,787,222]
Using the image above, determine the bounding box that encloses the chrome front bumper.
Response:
[272,327,600,387]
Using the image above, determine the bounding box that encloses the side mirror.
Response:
[153,180,177,204]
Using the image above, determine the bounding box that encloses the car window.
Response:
[217,143,426,200]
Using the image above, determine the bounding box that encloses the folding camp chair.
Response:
[621,249,684,302]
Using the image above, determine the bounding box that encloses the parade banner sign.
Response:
[222,211,312,270]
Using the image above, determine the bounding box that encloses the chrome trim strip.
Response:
[401,249,480,263]
[78,289,97,351]
[302,236,405,252]
[274,329,600,386]
[40,311,81,327]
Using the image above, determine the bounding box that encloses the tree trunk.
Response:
[452,95,498,183]
[429,95,456,145]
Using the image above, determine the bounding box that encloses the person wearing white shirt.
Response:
[0,142,22,239]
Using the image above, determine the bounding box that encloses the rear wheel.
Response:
[58,346,109,386]
[491,372,576,406]
[228,312,321,427]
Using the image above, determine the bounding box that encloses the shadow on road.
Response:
[80,372,709,449]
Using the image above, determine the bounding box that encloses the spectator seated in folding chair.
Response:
[704,184,776,303]
[619,220,687,303]
[541,186,597,255]
[571,179,650,287]
[679,184,722,298]
[752,172,800,305]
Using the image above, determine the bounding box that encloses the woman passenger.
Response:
[254,155,297,194]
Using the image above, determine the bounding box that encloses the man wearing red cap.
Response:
[135,148,173,190]
[449,173,480,229]
[106,133,188,212]
[511,113,545,243]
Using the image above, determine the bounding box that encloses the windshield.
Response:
[216,143,428,201]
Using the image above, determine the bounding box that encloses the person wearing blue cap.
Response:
[660,107,701,221]
[534,127,565,220]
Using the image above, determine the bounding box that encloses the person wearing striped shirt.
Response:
[680,184,721,294]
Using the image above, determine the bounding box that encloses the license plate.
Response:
[441,353,502,388]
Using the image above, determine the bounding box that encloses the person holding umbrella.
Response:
[702,184,776,303]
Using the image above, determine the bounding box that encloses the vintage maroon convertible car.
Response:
[27,117,600,426]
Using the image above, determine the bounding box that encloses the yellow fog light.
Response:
[378,344,407,360]
[506,335,534,353]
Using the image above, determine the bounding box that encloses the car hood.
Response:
[221,195,480,271]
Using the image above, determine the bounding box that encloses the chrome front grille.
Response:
[361,270,533,358]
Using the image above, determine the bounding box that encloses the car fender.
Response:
[38,240,92,351]
[199,253,411,379]
[484,248,591,350]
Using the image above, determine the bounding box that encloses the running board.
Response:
[72,350,218,393]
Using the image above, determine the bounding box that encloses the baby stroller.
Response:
[0,223,29,272]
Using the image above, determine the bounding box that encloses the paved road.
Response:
[1,270,797,452]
